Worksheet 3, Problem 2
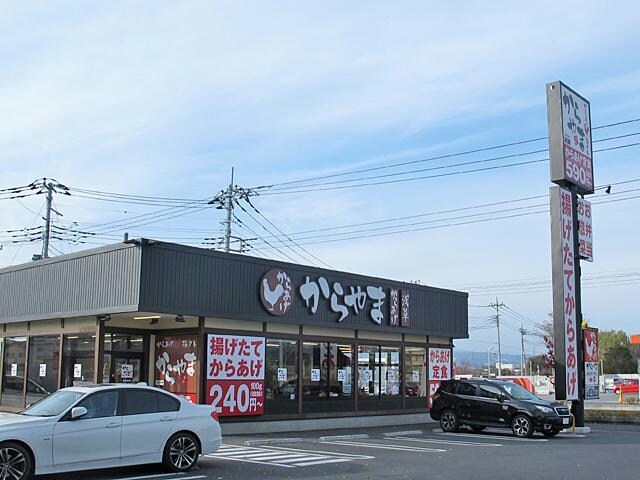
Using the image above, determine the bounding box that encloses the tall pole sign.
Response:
[547,81,594,428]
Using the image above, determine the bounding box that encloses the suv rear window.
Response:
[438,380,457,393]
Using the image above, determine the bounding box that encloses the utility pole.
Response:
[490,297,505,376]
[519,323,527,376]
[42,181,54,259]
[224,168,234,253]
[208,168,256,254]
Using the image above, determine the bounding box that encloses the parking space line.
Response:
[435,432,548,442]
[294,458,353,466]
[205,454,296,468]
[115,474,193,480]
[268,446,374,459]
[321,440,446,453]
[389,437,503,447]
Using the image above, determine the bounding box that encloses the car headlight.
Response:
[534,405,554,414]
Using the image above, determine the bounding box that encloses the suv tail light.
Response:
[210,411,219,422]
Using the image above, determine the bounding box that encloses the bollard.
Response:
[618,387,624,403]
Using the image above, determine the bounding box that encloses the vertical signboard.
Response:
[577,198,593,262]
[428,348,451,408]
[206,334,265,416]
[155,335,199,403]
[547,81,594,195]
[550,186,579,400]
[583,328,599,399]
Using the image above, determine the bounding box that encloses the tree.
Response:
[599,330,630,362]
[527,354,553,376]
[603,344,637,374]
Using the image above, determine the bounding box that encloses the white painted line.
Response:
[435,432,548,442]
[277,456,329,463]
[319,434,370,441]
[244,437,304,446]
[268,446,375,459]
[382,430,423,437]
[115,473,187,480]
[321,440,446,453]
[205,454,296,468]
[390,437,502,447]
[294,458,354,467]
[215,452,301,461]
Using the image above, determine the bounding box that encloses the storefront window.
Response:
[61,334,95,387]
[265,339,298,414]
[104,333,144,352]
[357,345,380,397]
[404,347,427,398]
[302,342,324,398]
[330,344,353,398]
[26,335,60,406]
[154,335,199,403]
[1,337,27,407]
[381,346,401,397]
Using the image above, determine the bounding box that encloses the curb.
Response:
[244,438,304,446]
[319,434,370,441]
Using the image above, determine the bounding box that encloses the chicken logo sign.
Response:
[259,269,293,316]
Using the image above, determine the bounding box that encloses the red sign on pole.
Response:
[428,348,451,408]
[206,334,265,416]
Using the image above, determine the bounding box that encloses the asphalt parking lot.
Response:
[41,423,640,480]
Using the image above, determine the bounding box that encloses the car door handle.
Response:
[160,417,174,422]
[105,422,120,428]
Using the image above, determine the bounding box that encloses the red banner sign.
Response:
[206,334,265,416]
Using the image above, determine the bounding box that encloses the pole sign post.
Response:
[547,82,595,424]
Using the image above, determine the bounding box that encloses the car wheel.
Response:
[439,410,459,432]
[542,426,561,437]
[471,426,486,433]
[163,432,200,473]
[511,414,534,438]
[0,442,32,480]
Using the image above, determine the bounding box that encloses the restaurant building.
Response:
[0,239,468,432]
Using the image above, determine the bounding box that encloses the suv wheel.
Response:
[511,414,534,438]
[440,410,459,432]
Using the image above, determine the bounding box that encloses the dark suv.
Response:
[430,378,573,438]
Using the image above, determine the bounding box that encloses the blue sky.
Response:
[1,1,639,359]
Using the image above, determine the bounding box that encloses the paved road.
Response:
[40,423,640,480]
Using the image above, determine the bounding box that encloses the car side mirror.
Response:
[498,394,506,403]
[71,406,88,420]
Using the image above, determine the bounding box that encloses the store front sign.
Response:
[155,335,199,403]
[428,348,452,408]
[206,334,265,416]
[259,269,411,328]
[577,198,593,262]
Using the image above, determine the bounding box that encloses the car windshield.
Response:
[500,382,539,401]
[21,390,84,417]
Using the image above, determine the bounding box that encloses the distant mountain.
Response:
[454,350,522,369]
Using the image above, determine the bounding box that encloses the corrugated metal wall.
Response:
[0,244,141,323]
[139,242,468,338]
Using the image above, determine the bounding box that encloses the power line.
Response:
[253,117,640,190]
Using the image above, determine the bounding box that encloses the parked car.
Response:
[0,383,221,479]
[430,378,573,438]
[612,379,639,394]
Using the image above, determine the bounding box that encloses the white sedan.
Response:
[0,383,221,479]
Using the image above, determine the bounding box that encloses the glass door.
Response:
[111,355,143,383]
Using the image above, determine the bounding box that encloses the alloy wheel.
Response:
[0,447,27,480]
[512,416,531,437]
[169,436,198,470]
[441,411,457,432]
